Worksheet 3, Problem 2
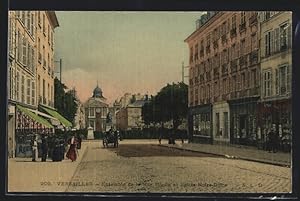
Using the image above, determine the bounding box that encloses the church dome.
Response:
[93,85,103,98]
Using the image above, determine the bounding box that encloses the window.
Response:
[241,12,246,24]
[31,48,35,74]
[27,44,31,70]
[22,37,27,66]
[265,32,271,56]
[215,113,220,136]
[27,79,31,104]
[21,76,25,103]
[16,72,19,101]
[89,108,95,117]
[89,120,95,129]
[17,30,22,62]
[43,14,45,34]
[26,11,30,31]
[38,11,41,26]
[279,66,287,95]
[232,15,236,29]
[251,33,257,50]
[42,79,45,100]
[280,23,288,51]
[224,112,229,138]
[31,13,34,36]
[251,69,257,88]
[47,83,50,104]
[240,39,246,56]
[263,70,272,97]
[31,81,35,105]
[241,73,245,89]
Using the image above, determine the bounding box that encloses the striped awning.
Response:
[16,105,54,128]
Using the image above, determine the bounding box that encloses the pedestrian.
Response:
[31,135,38,162]
[158,133,162,144]
[77,134,82,150]
[41,136,48,162]
[66,136,77,162]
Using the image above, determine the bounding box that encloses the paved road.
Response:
[66,140,291,193]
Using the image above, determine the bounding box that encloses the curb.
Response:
[158,144,290,168]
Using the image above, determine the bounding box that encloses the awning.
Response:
[27,108,61,126]
[16,105,54,128]
[40,106,72,128]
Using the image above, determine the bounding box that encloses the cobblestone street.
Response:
[66,140,291,193]
[7,140,291,193]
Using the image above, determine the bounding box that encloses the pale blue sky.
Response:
[54,11,204,104]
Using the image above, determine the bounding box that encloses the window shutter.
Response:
[271,30,275,54]
[275,68,279,95]
[287,65,291,93]
[287,24,292,48]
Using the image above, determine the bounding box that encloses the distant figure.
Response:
[77,135,82,149]
[66,136,77,162]
[267,128,278,153]
[158,134,162,144]
[31,135,38,162]
[41,136,48,162]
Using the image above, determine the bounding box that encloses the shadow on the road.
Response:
[106,144,222,158]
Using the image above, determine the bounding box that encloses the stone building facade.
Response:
[84,85,109,132]
[185,11,260,145]
[258,12,292,146]
[8,11,59,157]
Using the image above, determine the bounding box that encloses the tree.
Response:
[141,82,188,132]
[54,78,79,125]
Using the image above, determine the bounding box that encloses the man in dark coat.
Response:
[41,136,48,162]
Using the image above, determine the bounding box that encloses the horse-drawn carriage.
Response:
[103,130,119,148]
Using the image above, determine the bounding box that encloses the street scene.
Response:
[7,11,292,193]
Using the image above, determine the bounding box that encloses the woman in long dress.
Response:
[66,136,77,162]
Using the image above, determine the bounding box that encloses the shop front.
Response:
[188,104,213,144]
[15,105,54,157]
[257,98,292,152]
[228,97,259,146]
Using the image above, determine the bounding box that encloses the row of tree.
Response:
[142,82,188,132]
[54,77,79,126]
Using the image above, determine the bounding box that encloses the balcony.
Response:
[213,68,219,80]
[221,34,227,44]
[230,28,237,38]
[200,49,204,57]
[239,55,247,68]
[200,74,205,84]
[206,72,211,81]
[213,40,218,49]
[230,60,238,73]
[221,64,228,76]
[239,22,246,32]
[206,46,211,54]
[249,14,258,26]
[249,50,259,66]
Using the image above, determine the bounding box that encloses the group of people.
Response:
[31,134,82,162]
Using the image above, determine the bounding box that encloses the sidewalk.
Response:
[7,141,89,192]
[159,141,291,167]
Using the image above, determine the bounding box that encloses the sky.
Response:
[54,11,204,105]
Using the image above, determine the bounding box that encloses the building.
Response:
[185,12,260,145]
[258,12,292,144]
[115,93,148,131]
[84,85,109,132]
[8,11,59,157]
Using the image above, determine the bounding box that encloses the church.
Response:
[84,84,109,132]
